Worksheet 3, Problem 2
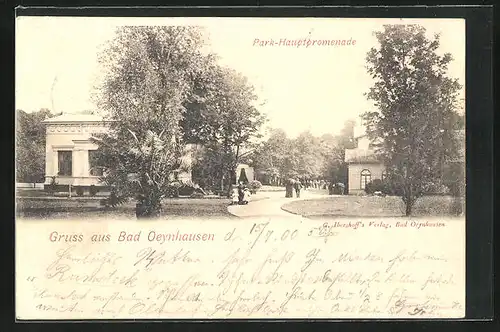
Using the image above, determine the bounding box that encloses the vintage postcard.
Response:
[15,16,466,320]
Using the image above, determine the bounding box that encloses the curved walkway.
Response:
[227,189,327,218]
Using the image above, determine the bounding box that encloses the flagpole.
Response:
[51,75,58,113]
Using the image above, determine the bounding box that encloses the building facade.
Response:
[42,113,253,190]
[344,127,385,194]
[344,125,465,195]
[42,114,193,189]
[43,114,110,188]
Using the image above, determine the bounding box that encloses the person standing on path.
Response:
[294,180,303,198]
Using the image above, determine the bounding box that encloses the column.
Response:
[71,148,79,185]
[52,150,58,177]
[81,149,90,180]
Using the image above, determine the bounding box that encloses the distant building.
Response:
[344,125,385,194]
[344,124,465,195]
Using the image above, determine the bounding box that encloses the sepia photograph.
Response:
[15,16,466,320]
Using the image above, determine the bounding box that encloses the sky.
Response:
[16,17,465,138]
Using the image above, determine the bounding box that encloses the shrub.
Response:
[166,181,182,198]
[422,182,450,195]
[171,179,197,196]
[178,184,196,196]
[381,177,404,196]
[248,180,262,194]
[333,182,346,194]
[103,189,127,208]
[365,179,384,195]
[75,186,84,197]
[190,192,205,198]
[213,189,226,197]
[89,185,98,197]
[442,163,465,197]
[134,194,162,218]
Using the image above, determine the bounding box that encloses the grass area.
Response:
[281,195,464,218]
[16,197,236,220]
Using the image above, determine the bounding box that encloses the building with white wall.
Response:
[344,125,385,194]
[42,113,250,191]
[42,114,194,190]
[344,124,465,195]
[43,114,110,188]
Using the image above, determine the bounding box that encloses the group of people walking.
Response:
[301,179,328,190]
[285,179,303,198]
[284,178,346,197]
[230,178,345,206]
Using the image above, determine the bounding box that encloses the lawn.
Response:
[281,195,464,218]
[16,197,237,220]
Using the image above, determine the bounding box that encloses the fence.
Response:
[16,183,44,189]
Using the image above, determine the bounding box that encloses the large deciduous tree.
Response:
[251,128,297,185]
[294,131,323,180]
[251,122,356,187]
[317,120,356,186]
[183,64,266,194]
[16,108,55,186]
[363,25,462,216]
[256,118,356,184]
[92,26,210,217]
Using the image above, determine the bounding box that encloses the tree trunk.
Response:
[404,195,417,216]
[405,201,412,216]
[136,197,162,219]
[451,196,462,216]
[227,168,236,197]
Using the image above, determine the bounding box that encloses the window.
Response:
[58,151,72,176]
[360,169,371,189]
[381,170,387,181]
[88,150,103,176]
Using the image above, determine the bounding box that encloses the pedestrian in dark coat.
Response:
[294,180,303,198]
